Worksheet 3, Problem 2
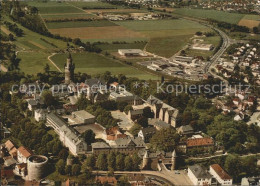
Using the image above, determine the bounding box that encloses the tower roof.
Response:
[172,149,176,157]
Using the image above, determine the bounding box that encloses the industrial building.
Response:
[118,49,147,57]
[68,110,95,125]
[191,43,214,51]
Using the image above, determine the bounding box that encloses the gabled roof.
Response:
[210,164,232,180]
[17,146,33,158]
[189,164,212,179]
[187,137,214,147]
[5,140,15,151]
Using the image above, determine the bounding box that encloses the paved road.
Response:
[94,169,193,185]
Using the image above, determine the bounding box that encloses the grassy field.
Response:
[173,8,244,24]
[46,20,117,29]
[242,14,260,21]
[114,19,207,31]
[97,42,147,52]
[51,53,156,80]
[27,1,84,14]
[146,35,193,58]
[18,52,56,74]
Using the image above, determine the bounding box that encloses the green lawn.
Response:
[114,19,208,31]
[46,20,117,29]
[18,52,56,74]
[173,8,244,24]
[51,53,157,80]
[27,1,84,14]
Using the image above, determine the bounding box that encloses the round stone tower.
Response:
[64,53,75,84]
[27,155,48,181]
[171,150,177,171]
[141,149,151,170]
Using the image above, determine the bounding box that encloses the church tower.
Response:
[171,150,177,171]
[141,149,150,170]
[64,53,75,84]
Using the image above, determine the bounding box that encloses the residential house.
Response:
[186,137,215,153]
[95,176,117,185]
[188,165,212,186]
[17,146,33,163]
[209,164,232,185]
[34,109,47,122]
[177,125,194,136]
[241,177,260,186]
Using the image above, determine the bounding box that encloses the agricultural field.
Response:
[41,13,96,20]
[68,1,118,9]
[49,26,145,40]
[115,19,212,58]
[27,1,85,14]
[173,8,245,24]
[46,20,117,29]
[238,14,260,29]
[51,53,157,80]
[96,42,147,52]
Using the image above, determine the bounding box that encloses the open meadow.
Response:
[238,14,260,29]
[51,53,157,80]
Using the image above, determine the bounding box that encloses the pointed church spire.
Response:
[172,149,176,157]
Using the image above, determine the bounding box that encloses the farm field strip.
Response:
[49,26,146,40]
[173,8,245,24]
[46,20,117,29]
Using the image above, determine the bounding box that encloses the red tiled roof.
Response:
[187,138,214,147]
[9,147,17,157]
[211,164,232,180]
[96,176,117,184]
[17,163,27,170]
[18,146,33,158]
[5,140,15,151]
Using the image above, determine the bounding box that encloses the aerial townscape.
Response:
[0,0,260,185]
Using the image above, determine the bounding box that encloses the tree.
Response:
[224,155,242,182]
[58,148,69,161]
[44,64,50,74]
[8,33,14,41]
[137,116,148,128]
[143,107,154,118]
[71,164,81,176]
[56,159,65,175]
[96,153,107,170]
[129,123,142,136]
[41,90,57,107]
[81,129,95,145]
[65,165,72,175]
[83,155,95,170]
[76,95,90,110]
[107,152,116,170]
[116,153,125,170]
[132,153,141,170]
[253,27,259,34]
[124,156,132,171]
[124,105,133,114]
[150,128,180,152]
[117,101,128,112]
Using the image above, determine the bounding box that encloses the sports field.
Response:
[51,53,157,80]
[173,8,245,24]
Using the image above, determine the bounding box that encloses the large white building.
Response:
[209,164,233,185]
[46,113,88,155]
[118,49,147,57]
[188,165,212,185]
[69,110,95,125]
